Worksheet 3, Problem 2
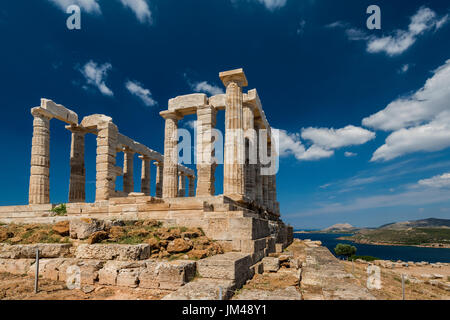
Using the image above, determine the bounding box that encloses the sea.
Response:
[294,232,450,263]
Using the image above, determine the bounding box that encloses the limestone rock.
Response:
[0,243,72,259]
[52,221,70,236]
[87,231,109,244]
[70,218,105,240]
[262,257,279,273]
[75,244,151,261]
[167,238,193,253]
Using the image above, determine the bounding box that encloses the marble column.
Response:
[196,105,217,196]
[140,155,151,196]
[95,121,118,201]
[154,161,164,198]
[123,148,135,194]
[68,126,86,203]
[29,108,51,204]
[243,103,256,201]
[266,141,274,210]
[220,69,248,198]
[160,111,181,198]
[188,176,195,197]
[178,172,186,197]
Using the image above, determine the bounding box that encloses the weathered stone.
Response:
[75,244,151,261]
[0,243,71,259]
[87,231,109,244]
[167,238,193,253]
[262,257,279,273]
[52,221,70,236]
[70,218,105,240]
[157,260,196,290]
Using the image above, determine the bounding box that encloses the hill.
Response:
[379,218,450,230]
[322,223,355,232]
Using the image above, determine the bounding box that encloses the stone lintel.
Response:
[168,93,208,115]
[160,110,183,120]
[208,94,226,110]
[39,98,78,125]
[81,114,113,130]
[117,133,164,162]
[219,68,248,87]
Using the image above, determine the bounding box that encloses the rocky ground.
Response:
[343,260,450,300]
[0,273,170,300]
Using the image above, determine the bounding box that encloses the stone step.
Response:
[162,278,236,300]
[197,252,253,287]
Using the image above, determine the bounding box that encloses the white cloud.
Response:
[344,151,357,157]
[297,19,306,36]
[418,173,450,188]
[79,60,113,96]
[275,129,334,161]
[125,80,157,107]
[327,7,449,56]
[185,120,197,129]
[362,59,450,161]
[301,125,375,149]
[363,60,450,131]
[119,0,152,25]
[371,111,450,161]
[191,81,224,96]
[48,0,101,14]
[256,0,287,11]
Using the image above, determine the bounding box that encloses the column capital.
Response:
[31,107,53,120]
[219,68,248,87]
[139,154,151,160]
[123,147,135,154]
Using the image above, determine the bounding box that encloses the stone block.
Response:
[0,258,34,275]
[157,260,196,290]
[197,252,252,287]
[0,244,72,259]
[70,218,105,240]
[75,244,151,261]
[117,268,140,288]
[262,257,279,272]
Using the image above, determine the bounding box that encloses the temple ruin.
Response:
[1,68,292,258]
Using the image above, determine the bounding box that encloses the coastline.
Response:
[336,236,450,249]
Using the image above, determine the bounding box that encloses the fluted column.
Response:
[254,123,263,206]
[68,126,86,203]
[243,103,256,201]
[160,111,181,198]
[140,155,151,196]
[154,161,164,198]
[220,69,248,198]
[123,148,135,194]
[178,172,186,197]
[29,108,51,204]
[196,105,217,196]
[188,176,195,197]
[95,121,118,201]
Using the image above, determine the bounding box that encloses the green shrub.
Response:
[51,204,67,216]
[349,255,379,262]
[334,243,357,258]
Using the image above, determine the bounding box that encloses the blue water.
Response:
[294,233,450,263]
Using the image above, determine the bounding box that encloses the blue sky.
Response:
[1,0,450,229]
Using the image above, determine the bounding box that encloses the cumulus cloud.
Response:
[191,81,224,96]
[363,60,450,131]
[418,173,450,188]
[119,0,152,25]
[48,0,101,14]
[301,125,375,149]
[371,111,450,161]
[78,60,113,96]
[275,129,331,161]
[398,64,410,74]
[125,80,157,107]
[327,7,449,56]
[362,60,450,161]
